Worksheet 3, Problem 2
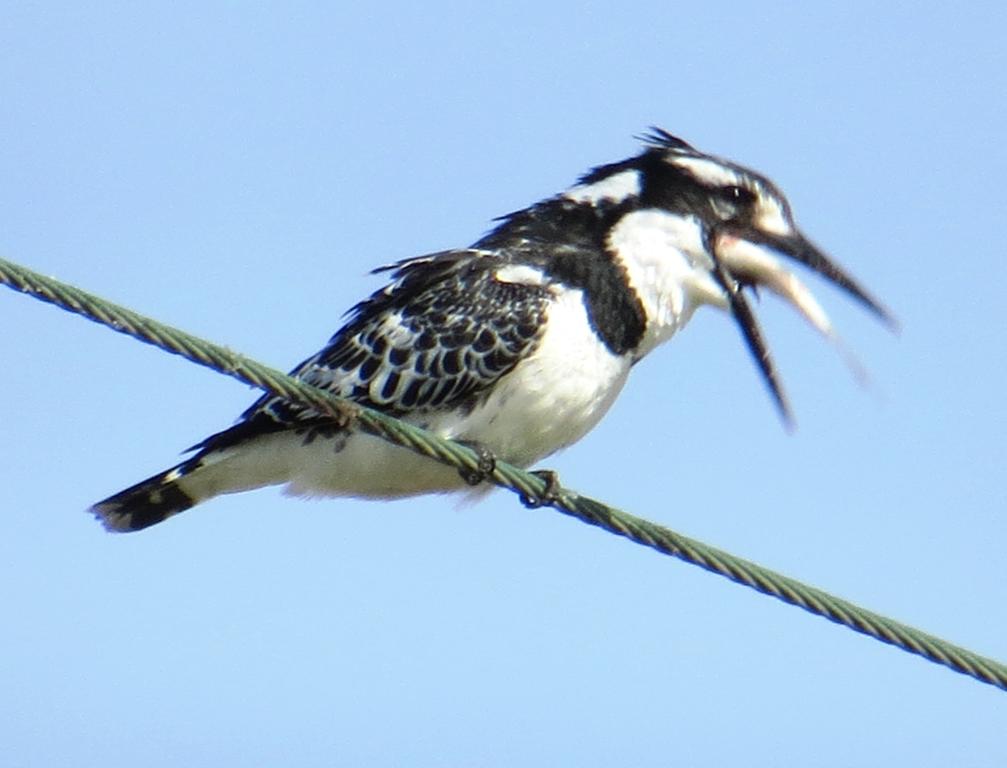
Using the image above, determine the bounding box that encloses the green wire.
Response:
[2,254,1004,692]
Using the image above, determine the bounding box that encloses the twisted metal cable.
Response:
[2,255,1004,692]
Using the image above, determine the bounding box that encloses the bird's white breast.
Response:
[429,284,632,467]
[209,284,632,502]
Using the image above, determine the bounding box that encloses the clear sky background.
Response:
[2,3,1005,766]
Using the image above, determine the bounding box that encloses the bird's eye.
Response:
[722,185,754,205]
[711,185,753,220]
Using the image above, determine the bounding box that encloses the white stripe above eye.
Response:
[564,169,641,204]
[670,155,742,188]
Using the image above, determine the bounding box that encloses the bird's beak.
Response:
[710,226,896,426]
[746,229,896,328]
[716,227,895,331]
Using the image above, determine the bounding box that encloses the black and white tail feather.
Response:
[91,130,893,532]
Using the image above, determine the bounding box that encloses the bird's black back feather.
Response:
[194,250,552,454]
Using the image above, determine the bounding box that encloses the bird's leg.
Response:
[520,469,561,508]
[457,441,497,486]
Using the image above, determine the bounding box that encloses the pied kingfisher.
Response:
[91,129,892,532]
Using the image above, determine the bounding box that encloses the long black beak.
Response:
[712,226,896,427]
[760,230,897,330]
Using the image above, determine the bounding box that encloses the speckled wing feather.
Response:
[195,250,551,453]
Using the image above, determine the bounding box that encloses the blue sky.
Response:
[2,3,1005,766]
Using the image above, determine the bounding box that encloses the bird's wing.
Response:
[194,249,552,452]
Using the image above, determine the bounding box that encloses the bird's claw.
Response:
[520,469,561,508]
[458,442,497,486]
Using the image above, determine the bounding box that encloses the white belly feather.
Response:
[431,286,631,466]
[180,286,631,502]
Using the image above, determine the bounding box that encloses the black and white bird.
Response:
[91,130,893,532]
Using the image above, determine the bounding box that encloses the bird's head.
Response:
[565,128,895,425]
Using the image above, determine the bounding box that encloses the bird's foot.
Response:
[457,442,497,487]
[520,469,561,508]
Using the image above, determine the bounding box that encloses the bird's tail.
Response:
[90,462,199,532]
